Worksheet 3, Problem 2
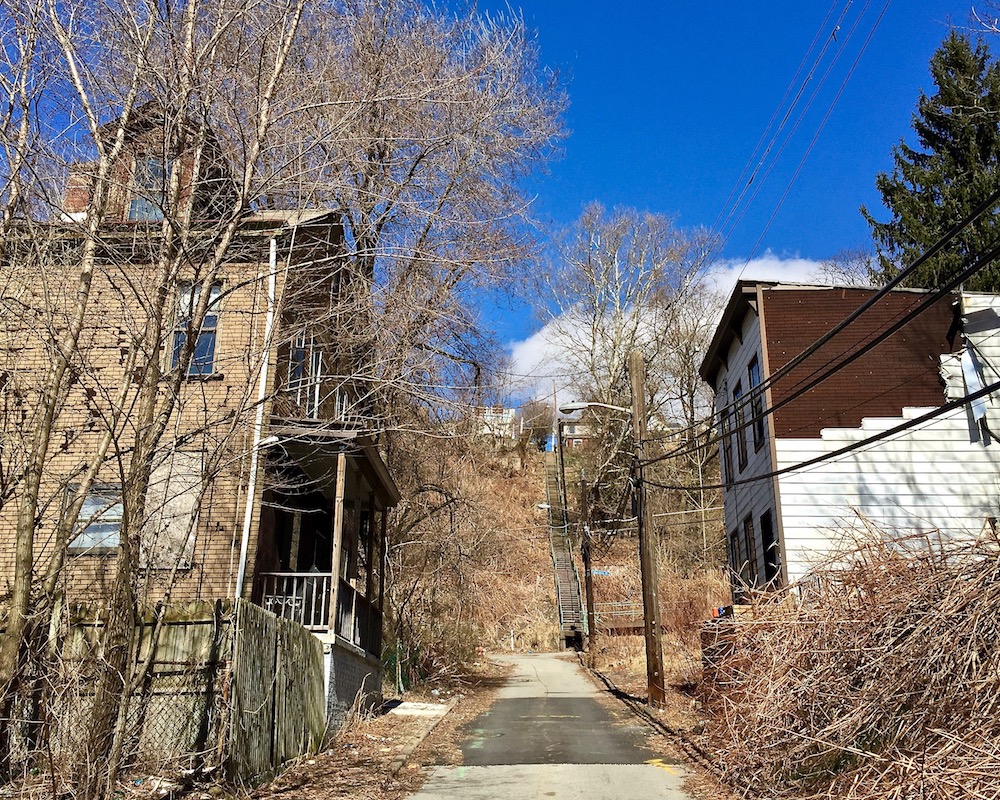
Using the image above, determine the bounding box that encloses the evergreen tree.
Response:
[862,32,1000,290]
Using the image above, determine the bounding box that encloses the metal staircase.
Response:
[544,452,586,649]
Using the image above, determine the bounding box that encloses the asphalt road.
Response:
[405,653,693,800]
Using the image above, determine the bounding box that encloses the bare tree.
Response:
[1,0,565,791]
[812,246,877,286]
[288,0,566,426]
[518,399,555,450]
[531,203,722,558]
[0,0,316,791]
[538,203,712,413]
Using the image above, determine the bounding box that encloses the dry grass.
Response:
[700,531,1000,800]
[589,539,730,688]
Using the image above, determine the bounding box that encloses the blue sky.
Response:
[478,1,986,392]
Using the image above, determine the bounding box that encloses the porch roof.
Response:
[266,419,401,507]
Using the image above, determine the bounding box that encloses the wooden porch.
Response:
[259,572,383,655]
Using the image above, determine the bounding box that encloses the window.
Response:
[742,514,757,585]
[288,332,324,418]
[171,283,222,376]
[720,408,734,484]
[747,356,766,451]
[69,485,123,552]
[760,510,781,585]
[128,156,171,221]
[140,451,201,569]
[728,528,740,578]
[732,381,748,470]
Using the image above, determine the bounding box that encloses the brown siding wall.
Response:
[762,287,956,439]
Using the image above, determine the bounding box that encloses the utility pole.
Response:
[628,349,666,709]
[580,474,597,666]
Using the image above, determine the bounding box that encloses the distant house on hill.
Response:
[700,281,1000,592]
[560,417,596,450]
[471,405,518,441]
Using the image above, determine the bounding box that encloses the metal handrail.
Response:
[259,571,332,631]
[544,453,586,634]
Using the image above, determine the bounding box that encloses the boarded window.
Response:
[141,450,202,569]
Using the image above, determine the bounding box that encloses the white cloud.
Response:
[505,323,575,402]
[506,253,829,402]
[705,251,827,297]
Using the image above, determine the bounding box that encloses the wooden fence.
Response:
[1,598,326,786]
[227,600,326,782]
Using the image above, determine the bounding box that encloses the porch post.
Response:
[365,493,376,601]
[377,507,388,656]
[378,508,387,613]
[328,451,347,635]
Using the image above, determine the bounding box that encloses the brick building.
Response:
[0,105,397,722]
[700,281,1000,591]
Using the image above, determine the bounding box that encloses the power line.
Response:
[711,0,843,245]
[646,378,1000,493]
[744,0,891,263]
[720,1,874,261]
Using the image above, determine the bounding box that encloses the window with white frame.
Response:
[171,282,222,376]
[288,332,323,418]
[69,485,123,552]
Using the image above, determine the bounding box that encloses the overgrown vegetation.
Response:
[701,531,1000,799]
[586,535,731,690]
[384,435,558,690]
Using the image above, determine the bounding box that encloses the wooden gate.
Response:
[226,599,326,782]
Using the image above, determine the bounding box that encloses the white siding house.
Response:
[701,282,1000,591]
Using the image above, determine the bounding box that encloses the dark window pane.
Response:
[191,331,216,374]
[70,486,123,550]
[128,157,169,221]
[171,330,186,369]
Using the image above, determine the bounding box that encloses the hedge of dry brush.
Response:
[701,533,1000,799]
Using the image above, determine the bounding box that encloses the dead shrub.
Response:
[701,531,1000,799]
[590,559,730,689]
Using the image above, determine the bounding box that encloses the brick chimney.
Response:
[63,162,96,221]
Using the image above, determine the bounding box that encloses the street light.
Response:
[559,401,629,414]
[558,350,667,709]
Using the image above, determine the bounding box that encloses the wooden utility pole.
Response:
[628,349,666,709]
[580,475,597,666]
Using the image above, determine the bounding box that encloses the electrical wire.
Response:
[645,378,1000,493]
[711,0,843,246]
[718,1,873,260]
[744,0,891,263]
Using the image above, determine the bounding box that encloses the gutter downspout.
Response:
[234,237,278,600]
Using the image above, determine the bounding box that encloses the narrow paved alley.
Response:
[406,653,692,800]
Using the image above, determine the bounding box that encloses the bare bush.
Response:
[702,531,1000,799]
